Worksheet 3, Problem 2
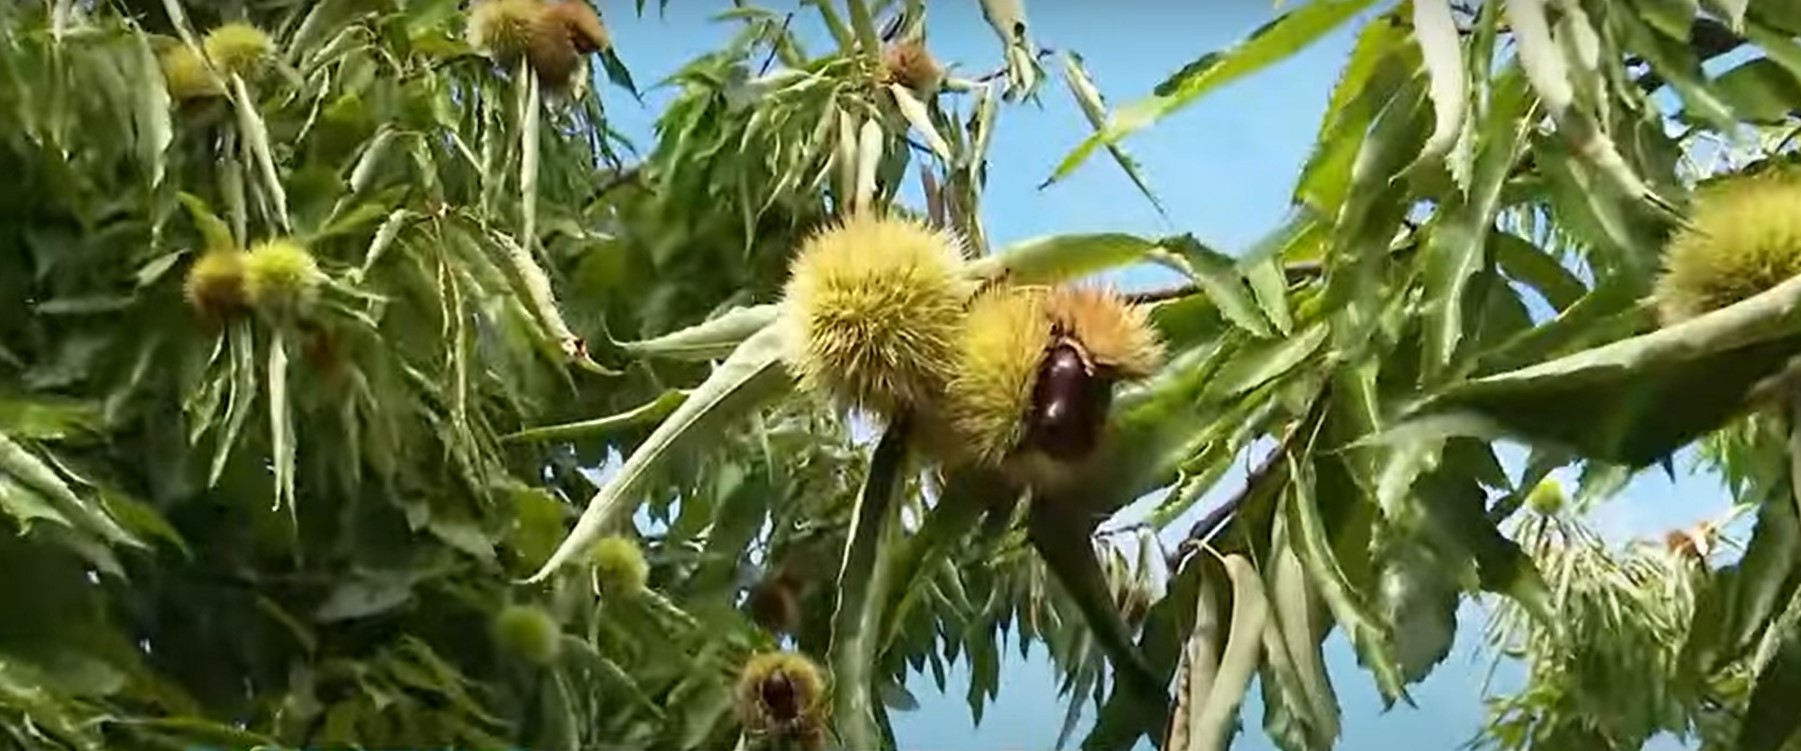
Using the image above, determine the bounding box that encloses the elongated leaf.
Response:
[1413,462,1552,622]
[1377,538,1459,684]
[1398,272,1801,466]
[1295,17,1415,217]
[1057,51,1163,214]
[1089,554,1215,751]
[1708,57,1801,123]
[830,419,911,751]
[355,209,414,280]
[1619,11,1737,131]
[1740,585,1801,751]
[208,321,258,487]
[130,32,172,190]
[1049,0,1377,184]
[1204,323,1327,400]
[521,75,541,249]
[526,326,795,582]
[1287,453,1408,705]
[845,0,881,54]
[855,117,884,214]
[1421,68,1534,379]
[0,433,138,549]
[1161,236,1272,338]
[1707,0,1750,31]
[890,84,951,163]
[621,306,780,361]
[230,75,289,231]
[268,332,295,513]
[965,232,1162,285]
[1511,0,1672,215]
[1164,564,1225,751]
[879,467,1004,649]
[1267,519,1340,745]
[1405,0,1467,180]
[1179,553,1267,751]
[504,391,686,444]
[1507,0,1573,116]
[598,48,640,99]
[1746,24,1801,95]
[179,193,237,253]
[1492,231,1585,312]
[976,0,1038,98]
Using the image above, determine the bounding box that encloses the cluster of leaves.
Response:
[536,0,1801,750]
[0,0,794,747]
[1477,505,1708,751]
[12,0,1801,750]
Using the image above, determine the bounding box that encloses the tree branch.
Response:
[1162,447,1285,571]
[1162,416,1312,571]
[1122,262,1323,305]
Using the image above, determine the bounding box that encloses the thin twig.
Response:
[1122,261,1324,305]
[1164,392,1326,571]
[757,13,794,76]
[1122,223,1426,306]
[1163,446,1286,571]
[968,46,1057,84]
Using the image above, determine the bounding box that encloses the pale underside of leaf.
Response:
[1405,0,1468,184]
[525,326,795,582]
[964,232,1163,285]
[1181,553,1268,751]
[830,420,911,751]
[620,305,781,361]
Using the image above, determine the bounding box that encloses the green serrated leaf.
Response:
[179,193,237,253]
[1492,231,1586,312]
[1709,57,1801,123]
[1056,51,1164,214]
[966,232,1163,285]
[1295,16,1414,216]
[131,32,172,190]
[1049,0,1378,185]
[1398,271,1801,467]
[1421,67,1535,380]
[1161,236,1272,338]
[1286,452,1408,705]
[1376,537,1459,684]
[1204,323,1327,400]
[0,433,139,550]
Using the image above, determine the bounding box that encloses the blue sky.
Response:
[592,2,1740,749]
